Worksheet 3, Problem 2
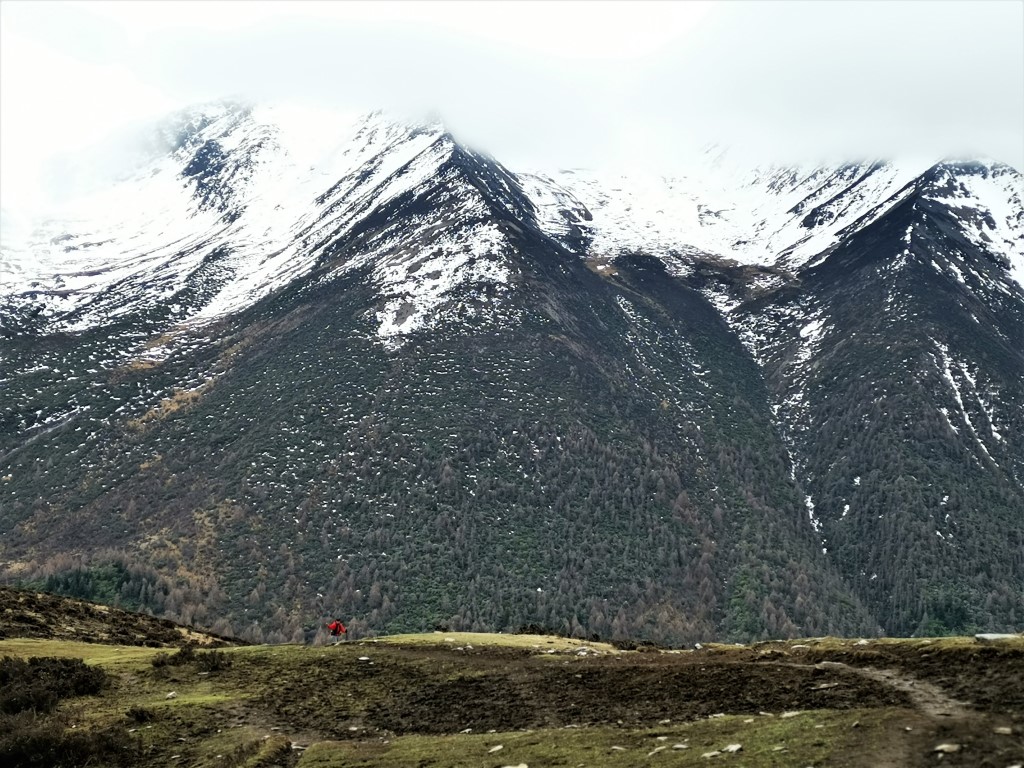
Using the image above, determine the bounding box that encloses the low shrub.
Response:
[151,644,231,672]
[0,711,140,767]
[0,657,106,715]
[195,649,232,672]
[125,705,155,723]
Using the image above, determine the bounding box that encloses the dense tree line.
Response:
[2,217,1021,643]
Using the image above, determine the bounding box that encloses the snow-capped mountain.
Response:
[0,103,532,342]
[4,102,1020,343]
[522,156,1023,279]
[1,100,1022,644]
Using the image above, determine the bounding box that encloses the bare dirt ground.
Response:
[207,638,1022,767]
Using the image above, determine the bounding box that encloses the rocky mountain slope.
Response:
[1,101,1021,643]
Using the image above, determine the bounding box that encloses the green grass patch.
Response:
[0,638,166,667]
[296,709,894,767]
[366,631,620,653]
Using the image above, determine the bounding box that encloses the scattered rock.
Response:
[656,736,668,741]
[647,746,666,756]
[165,691,177,699]
[933,743,961,753]
[772,746,787,752]
[855,639,870,646]
[488,745,504,754]
[701,750,721,758]
[499,764,527,768]
[658,719,672,725]
[743,718,754,723]
[791,644,810,650]
[722,744,742,753]
[610,746,626,751]
[780,711,801,718]
[672,743,689,749]
[459,728,472,733]
[358,656,370,661]
[993,726,1013,735]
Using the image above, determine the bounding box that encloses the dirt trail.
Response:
[811,660,972,719]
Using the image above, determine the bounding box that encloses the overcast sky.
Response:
[2,0,1022,211]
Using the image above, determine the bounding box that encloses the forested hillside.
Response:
[2,104,1021,643]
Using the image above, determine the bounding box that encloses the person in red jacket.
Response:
[326,619,347,643]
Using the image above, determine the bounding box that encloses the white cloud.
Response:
[1,0,1021,215]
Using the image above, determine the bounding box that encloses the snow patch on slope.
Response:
[929,337,1002,463]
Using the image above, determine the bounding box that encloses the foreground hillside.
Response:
[1,599,1021,767]
[0,586,237,647]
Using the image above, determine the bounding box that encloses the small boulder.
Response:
[933,743,961,753]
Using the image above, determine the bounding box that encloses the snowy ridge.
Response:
[917,161,1024,292]
[518,169,733,271]
[518,156,1024,296]
[518,158,934,273]
[2,101,1022,347]
[0,103,521,342]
